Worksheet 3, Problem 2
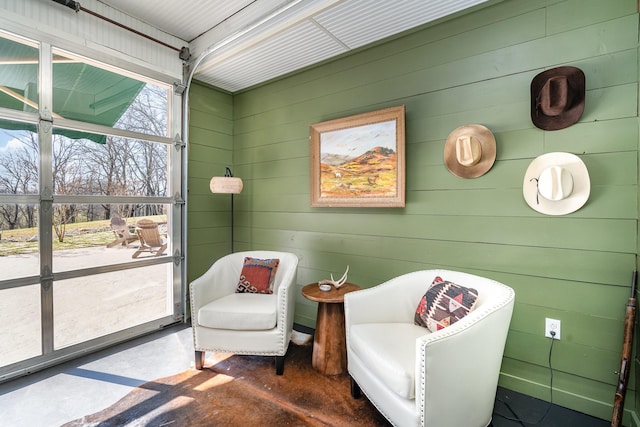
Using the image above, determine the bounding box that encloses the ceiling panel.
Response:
[313,0,490,49]
[195,19,347,92]
[97,0,496,92]
[98,0,256,41]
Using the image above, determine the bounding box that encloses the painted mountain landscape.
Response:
[320,146,397,198]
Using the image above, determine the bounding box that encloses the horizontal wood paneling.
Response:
[500,356,616,420]
[189,110,233,138]
[189,85,233,118]
[187,0,640,421]
[236,224,634,284]
[546,0,637,34]
[187,82,234,282]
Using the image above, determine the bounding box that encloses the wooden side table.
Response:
[301,282,361,375]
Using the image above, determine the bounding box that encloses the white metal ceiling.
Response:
[97,0,258,41]
[98,0,493,92]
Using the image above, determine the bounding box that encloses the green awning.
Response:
[0,36,144,144]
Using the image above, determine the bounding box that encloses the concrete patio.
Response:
[0,243,174,367]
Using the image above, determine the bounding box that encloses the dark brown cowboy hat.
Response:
[530,66,585,131]
[444,124,496,179]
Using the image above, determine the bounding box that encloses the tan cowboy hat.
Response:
[531,66,585,131]
[523,152,590,215]
[444,124,496,178]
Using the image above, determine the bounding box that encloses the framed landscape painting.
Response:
[310,105,405,208]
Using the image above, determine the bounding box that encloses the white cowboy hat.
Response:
[444,124,496,178]
[523,152,590,215]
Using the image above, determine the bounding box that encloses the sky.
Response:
[0,130,23,153]
[319,119,396,157]
[0,126,36,155]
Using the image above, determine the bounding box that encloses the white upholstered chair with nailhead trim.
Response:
[190,251,299,375]
[345,269,515,427]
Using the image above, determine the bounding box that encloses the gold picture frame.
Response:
[310,105,405,208]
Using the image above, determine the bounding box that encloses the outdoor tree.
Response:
[112,83,168,216]
[52,135,85,242]
[0,82,169,242]
[0,132,38,230]
[85,134,135,219]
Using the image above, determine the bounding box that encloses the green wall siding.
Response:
[187,84,234,281]
[188,0,639,423]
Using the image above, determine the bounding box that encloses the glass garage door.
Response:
[0,31,184,381]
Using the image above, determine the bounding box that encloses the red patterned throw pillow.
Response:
[235,257,280,294]
[414,276,478,332]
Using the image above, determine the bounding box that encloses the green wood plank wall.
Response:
[187,84,234,282]
[188,0,639,423]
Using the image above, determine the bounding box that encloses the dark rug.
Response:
[62,343,391,426]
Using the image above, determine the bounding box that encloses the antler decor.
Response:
[319,265,349,289]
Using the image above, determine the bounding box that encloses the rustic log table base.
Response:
[301,282,361,375]
[313,301,346,375]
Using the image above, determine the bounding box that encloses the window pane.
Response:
[0,285,41,367]
[0,35,38,113]
[52,52,169,138]
[0,203,39,280]
[52,204,170,273]
[53,264,173,349]
[52,133,168,197]
[0,123,38,195]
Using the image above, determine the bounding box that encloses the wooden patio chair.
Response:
[106,216,139,248]
[132,219,167,258]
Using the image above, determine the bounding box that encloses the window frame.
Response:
[0,30,184,383]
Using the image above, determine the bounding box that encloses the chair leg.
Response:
[275,355,284,375]
[195,350,205,370]
[106,237,124,248]
[350,376,361,399]
[155,244,167,256]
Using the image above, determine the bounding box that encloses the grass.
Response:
[0,216,166,256]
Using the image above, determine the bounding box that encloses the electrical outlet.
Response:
[545,318,561,339]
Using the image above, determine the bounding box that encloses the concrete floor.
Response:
[0,323,612,427]
[0,324,194,427]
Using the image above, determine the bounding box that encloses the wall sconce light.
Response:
[210,167,243,252]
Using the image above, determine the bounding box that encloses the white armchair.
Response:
[345,269,515,427]
[189,251,299,375]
